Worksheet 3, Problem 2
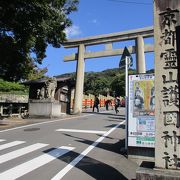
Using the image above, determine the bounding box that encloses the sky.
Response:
[39,0,154,77]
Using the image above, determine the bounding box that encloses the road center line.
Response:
[51,120,125,180]
[56,129,106,134]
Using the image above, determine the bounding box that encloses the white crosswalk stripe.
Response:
[0,143,48,164]
[0,139,5,142]
[0,141,25,151]
[0,146,75,180]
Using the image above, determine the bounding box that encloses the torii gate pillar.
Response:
[136,36,146,73]
[73,44,85,114]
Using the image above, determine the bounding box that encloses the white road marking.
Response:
[0,141,25,151]
[0,146,75,180]
[51,120,125,180]
[0,143,48,164]
[0,139,5,142]
[56,129,106,134]
[0,114,93,133]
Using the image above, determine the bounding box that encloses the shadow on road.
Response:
[82,111,123,116]
[108,115,125,120]
[43,135,128,179]
[105,124,125,129]
[49,109,130,179]
[45,149,128,180]
[82,111,125,122]
[62,133,126,155]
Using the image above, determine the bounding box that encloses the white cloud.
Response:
[65,25,82,38]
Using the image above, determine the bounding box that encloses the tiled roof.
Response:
[23,76,72,85]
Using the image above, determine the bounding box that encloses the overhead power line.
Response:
[108,0,152,5]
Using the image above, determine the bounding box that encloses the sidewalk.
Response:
[0,114,73,130]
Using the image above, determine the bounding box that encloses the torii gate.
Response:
[63,26,154,114]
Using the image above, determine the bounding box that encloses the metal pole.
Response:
[125,56,129,150]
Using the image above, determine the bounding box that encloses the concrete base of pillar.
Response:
[128,147,155,165]
[29,99,61,118]
[136,165,180,180]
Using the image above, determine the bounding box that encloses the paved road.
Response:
[0,108,138,180]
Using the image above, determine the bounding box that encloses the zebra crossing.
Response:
[0,139,75,180]
[0,140,25,151]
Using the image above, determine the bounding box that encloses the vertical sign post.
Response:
[125,56,129,150]
[119,47,133,150]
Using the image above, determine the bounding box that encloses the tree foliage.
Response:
[59,68,137,97]
[0,0,79,81]
[110,73,125,97]
[0,78,28,94]
[84,74,110,95]
[83,68,129,96]
[57,68,155,97]
[27,66,48,80]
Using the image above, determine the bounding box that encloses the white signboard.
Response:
[128,74,155,147]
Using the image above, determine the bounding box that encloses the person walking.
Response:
[93,95,100,112]
[105,99,110,111]
[114,97,120,114]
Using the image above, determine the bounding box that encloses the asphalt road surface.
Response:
[0,108,138,180]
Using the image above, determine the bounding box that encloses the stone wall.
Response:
[0,93,28,103]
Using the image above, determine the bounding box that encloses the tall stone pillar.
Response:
[154,0,180,172]
[73,44,85,114]
[136,1,180,179]
[135,36,146,73]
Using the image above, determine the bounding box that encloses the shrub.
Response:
[0,79,28,94]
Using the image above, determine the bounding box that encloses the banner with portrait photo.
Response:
[128,74,155,147]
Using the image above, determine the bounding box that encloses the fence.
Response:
[71,94,116,109]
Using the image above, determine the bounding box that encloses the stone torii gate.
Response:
[63,26,154,114]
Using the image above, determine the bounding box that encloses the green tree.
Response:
[0,0,79,81]
[58,68,137,97]
[110,73,125,97]
[27,66,48,80]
